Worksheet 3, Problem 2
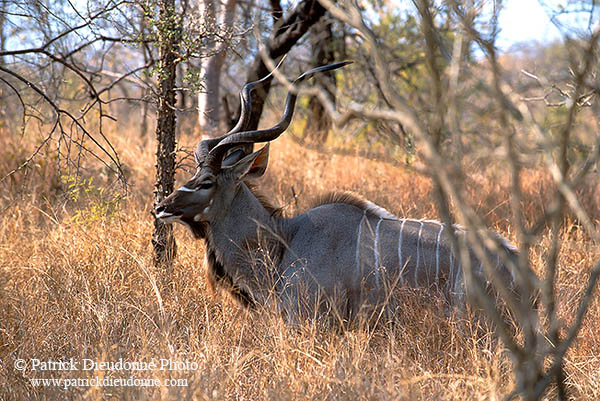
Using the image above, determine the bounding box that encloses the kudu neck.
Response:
[208,183,280,254]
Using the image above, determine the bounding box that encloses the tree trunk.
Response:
[197,0,217,132]
[198,53,224,135]
[197,0,238,136]
[222,93,239,131]
[302,15,336,144]
[139,8,150,138]
[0,2,5,67]
[152,0,180,277]
[245,0,326,131]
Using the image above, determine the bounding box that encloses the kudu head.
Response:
[154,60,352,229]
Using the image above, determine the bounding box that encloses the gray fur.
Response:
[156,146,519,325]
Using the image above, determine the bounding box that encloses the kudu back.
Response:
[155,61,522,325]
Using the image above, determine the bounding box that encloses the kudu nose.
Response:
[155,205,165,214]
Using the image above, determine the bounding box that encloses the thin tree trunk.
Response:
[197,0,238,136]
[197,0,217,131]
[199,52,224,135]
[139,8,150,138]
[0,3,5,67]
[152,0,180,277]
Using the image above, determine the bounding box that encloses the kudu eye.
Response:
[199,181,213,190]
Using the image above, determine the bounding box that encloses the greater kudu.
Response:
[155,62,522,324]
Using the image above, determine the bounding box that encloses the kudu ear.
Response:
[230,144,269,181]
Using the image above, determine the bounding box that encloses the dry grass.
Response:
[1,123,599,400]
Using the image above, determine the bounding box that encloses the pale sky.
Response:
[497,0,572,49]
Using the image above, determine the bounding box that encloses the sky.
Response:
[497,0,562,50]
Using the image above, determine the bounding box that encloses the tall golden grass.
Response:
[1,122,599,400]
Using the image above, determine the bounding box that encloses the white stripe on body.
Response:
[415,221,424,286]
[435,224,444,286]
[454,262,462,294]
[398,219,407,284]
[374,217,383,286]
[446,246,454,293]
[356,211,367,276]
